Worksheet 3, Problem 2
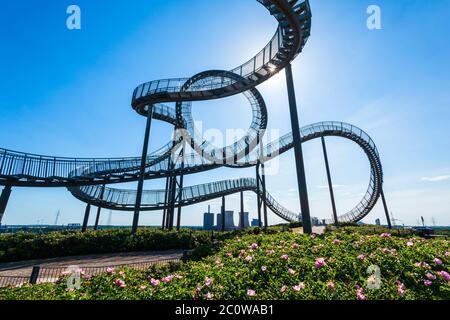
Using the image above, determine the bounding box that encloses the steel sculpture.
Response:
[0,1,392,231]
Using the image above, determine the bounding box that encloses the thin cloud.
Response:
[420,175,450,182]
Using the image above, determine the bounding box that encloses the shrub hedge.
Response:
[0,227,279,263]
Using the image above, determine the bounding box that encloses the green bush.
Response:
[0,228,203,262]
[0,227,283,263]
[1,230,448,300]
[288,222,303,229]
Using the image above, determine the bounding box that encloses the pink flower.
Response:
[288,268,296,275]
[291,243,300,249]
[205,292,214,300]
[261,266,267,272]
[251,243,259,250]
[196,285,203,292]
[245,255,253,263]
[82,274,92,280]
[315,258,326,268]
[424,280,433,286]
[356,287,366,300]
[438,271,450,281]
[425,273,436,281]
[395,281,406,297]
[293,283,305,292]
[434,258,443,265]
[239,250,246,257]
[205,277,214,287]
[332,239,341,245]
[445,252,450,257]
[406,241,414,247]
[281,254,289,260]
[327,281,335,292]
[106,267,115,274]
[380,233,391,238]
[140,285,147,291]
[114,279,126,288]
[225,252,232,257]
[150,278,160,286]
[162,275,174,283]
[280,285,287,293]
[247,289,256,297]
[357,254,366,261]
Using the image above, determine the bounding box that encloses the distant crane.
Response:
[390,211,396,227]
[54,210,61,226]
[431,217,437,227]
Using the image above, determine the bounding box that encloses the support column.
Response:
[176,142,185,231]
[94,185,105,231]
[285,63,312,234]
[168,174,177,230]
[82,203,91,233]
[239,191,244,229]
[261,163,268,229]
[94,206,102,231]
[321,137,338,226]
[381,189,392,229]
[0,185,12,226]
[176,174,184,231]
[162,177,170,230]
[221,196,225,232]
[256,163,262,228]
[132,106,154,234]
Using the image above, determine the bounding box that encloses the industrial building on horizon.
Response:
[202,206,250,231]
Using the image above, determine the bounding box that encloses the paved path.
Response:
[0,250,185,277]
[293,226,326,235]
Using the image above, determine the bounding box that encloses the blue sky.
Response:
[1,0,449,227]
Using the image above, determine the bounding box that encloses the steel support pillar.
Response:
[381,189,392,229]
[82,203,91,233]
[0,185,12,226]
[168,174,177,230]
[285,63,312,234]
[94,185,105,231]
[221,196,225,232]
[176,174,184,231]
[132,106,154,234]
[176,142,185,231]
[256,163,262,228]
[321,137,339,226]
[162,177,170,230]
[94,206,102,231]
[261,163,268,229]
[239,191,244,229]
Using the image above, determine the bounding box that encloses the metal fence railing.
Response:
[0,276,30,288]
[0,255,185,288]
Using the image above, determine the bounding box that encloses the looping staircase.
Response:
[0,1,385,224]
